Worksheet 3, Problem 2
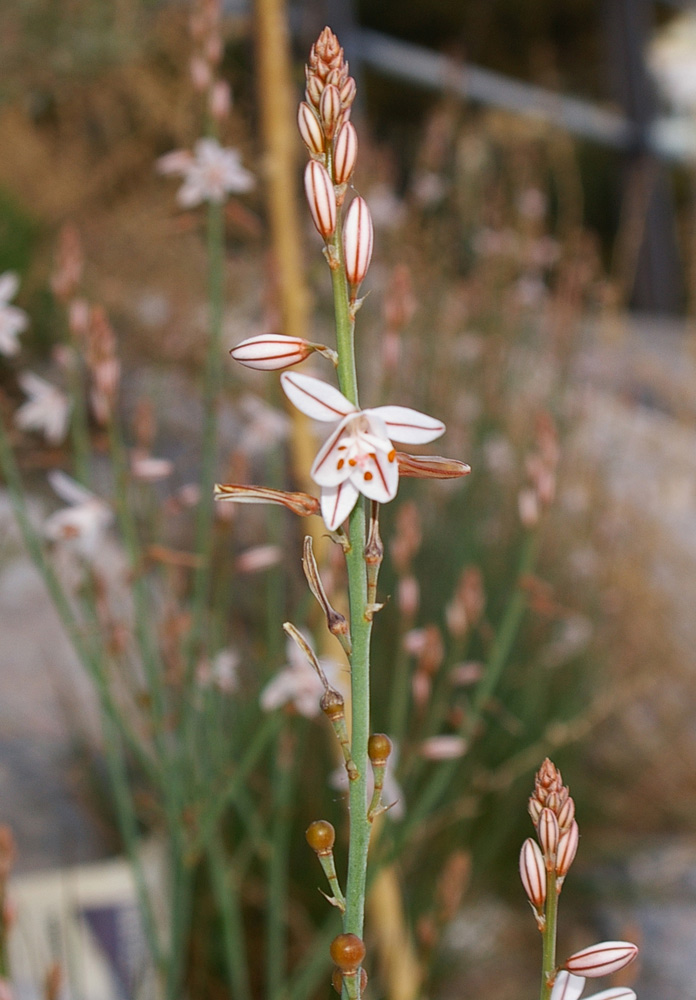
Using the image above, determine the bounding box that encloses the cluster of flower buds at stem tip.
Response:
[520,758,579,925]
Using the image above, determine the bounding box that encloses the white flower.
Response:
[550,972,637,1000]
[0,272,28,356]
[260,632,342,719]
[14,372,71,444]
[280,372,445,530]
[44,470,113,560]
[157,137,254,207]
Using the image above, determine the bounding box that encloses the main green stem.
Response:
[540,869,559,1000]
[329,223,373,942]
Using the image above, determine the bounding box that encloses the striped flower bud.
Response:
[557,795,575,830]
[343,196,373,288]
[564,941,638,979]
[556,819,579,878]
[298,102,325,156]
[230,333,315,370]
[305,74,323,109]
[538,807,559,864]
[320,84,342,139]
[519,837,546,909]
[305,160,336,239]
[550,971,586,1000]
[340,76,356,109]
[333,122,358,185]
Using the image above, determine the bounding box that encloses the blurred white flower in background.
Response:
[0,272,28,357]
[44,471,113,561]
[14,372,71,445]
[649,12,696,113]
[260,632,344,718]
[157,137,254,207]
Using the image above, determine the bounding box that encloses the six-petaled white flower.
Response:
[280,371,445,530]
[14,372,72,444]
[0,272,29,357]
[157,137,254,207]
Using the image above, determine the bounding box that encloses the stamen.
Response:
[349,458,357,467]
[388,449,396,462]
[337,459,345,469]
[364,471,373,481]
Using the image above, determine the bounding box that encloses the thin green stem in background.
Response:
[187,197,226,674]
[207,833,253,1000]
[266,727,298,1000]
[395,531,539,848]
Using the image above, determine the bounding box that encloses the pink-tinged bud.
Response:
[557,795,575,830]
[556,820,579,878]
[319,84,342,139]
[519,838,546,909]
[305,75,323,109]
[538,808,559,863]
[333,122,358,185]
[528,795,543,826]
[340,76,356,108]
[298,102,325,156]
[305,160,336,238]
[209,80,231,122]
[550,971,586,1000]
[343,196,373,287]
[583,990,636,1000]
[230,333,314,371]
[564,942,638,979]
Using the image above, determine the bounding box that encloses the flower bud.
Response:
[343,196,373,287]
[305,74,323,108]
[564,942,638,979]
[305,160,337,239]
[298,101,325,156]
[320,84,342,139]
[519,837,546,909]
[340,76,356,109]
[333,121,358,185]
[556,819,579,878]
[550,971,586,1000]
[538,807,559,864]
[209,81,231,121]
[230,333,314,371]
[557,794,575,830]
[396,453,470,480]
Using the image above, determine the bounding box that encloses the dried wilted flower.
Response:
[214,483,320,517]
